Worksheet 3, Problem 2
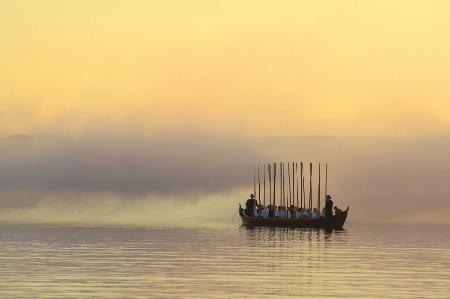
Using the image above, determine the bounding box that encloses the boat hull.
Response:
[240,207,349,230]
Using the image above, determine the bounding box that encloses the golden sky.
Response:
[1,0,450,137]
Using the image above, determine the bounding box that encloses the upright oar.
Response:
[317,163,321,211]
[263,163,266,206]
[292,162,295,207]
[273,163,277,206]
[280,162,283,207]
[269,163,272,207]
[309,163,313,210]
[325,163,328,200]
[284,163,286,207]
[296,162,299,207]
[253,165,256,200]
[300,162,304,208]
[302,176,306,208]
[258,164,261,206]
[287,162,291,207]
[282,163,285,207]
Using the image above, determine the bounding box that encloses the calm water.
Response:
[0,222,449,298]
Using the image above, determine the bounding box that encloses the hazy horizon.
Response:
[2,0,450,226]
[1,133,449,226]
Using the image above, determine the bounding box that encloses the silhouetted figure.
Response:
[268,205,275,218]
[245,194,257,216]
[325,195,333,217]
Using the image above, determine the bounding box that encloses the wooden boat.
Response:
[239,206,349,230]
[244,161,348,229]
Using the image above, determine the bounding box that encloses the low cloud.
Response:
[257,136,450,223]
[1,134,450,225]
[0,133,262,205]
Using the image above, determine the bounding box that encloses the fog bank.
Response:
[1,134,450,225]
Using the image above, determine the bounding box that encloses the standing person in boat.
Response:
[325,195,334,217]
[245,194,257,217]
[244,196,250,216]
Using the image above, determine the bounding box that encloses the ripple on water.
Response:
[0,223,449,298]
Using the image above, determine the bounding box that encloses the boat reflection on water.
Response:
[0,224,449,298]
[240,224,349,249]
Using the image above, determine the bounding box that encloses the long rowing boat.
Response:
[239,206,349,230]
[244,161,348,229]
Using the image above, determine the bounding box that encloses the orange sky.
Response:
[1,0,450,137]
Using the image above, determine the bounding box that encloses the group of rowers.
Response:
[243,194,343,219]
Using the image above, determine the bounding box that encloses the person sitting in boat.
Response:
[252,198,258,216]
[274,206,280,217]
[302,208,311,218]
[288,205,295,218]
[286,207,292,218]
[321,207,326,218]
[268,205,276,217]
[260,206,269,218]
[325,195,333,217]
[295,208,302,219]
[284,206,290,218]
[311,208,319,220]
[255,204,262,216]
[276,206,286,218]
[282,206,288,218]
[298,207,304,218]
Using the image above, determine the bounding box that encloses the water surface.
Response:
[0,223,449,298]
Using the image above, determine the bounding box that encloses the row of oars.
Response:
[253,162,328,211]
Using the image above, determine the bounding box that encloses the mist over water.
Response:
[1,134,450,225]
[2,135,448,299]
